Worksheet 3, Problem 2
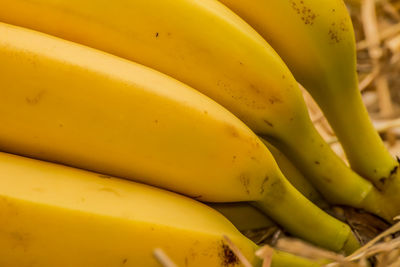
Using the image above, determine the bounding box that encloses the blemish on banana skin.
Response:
[225,124,240,138]
[26,90,46,105]
[98,187,120,196]
[260,176,269,194]
[239,174,250,194]
[290,0,317,25]
[376,165,399,190]
[219,241,239,266]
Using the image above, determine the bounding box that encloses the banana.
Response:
[0,0,395,219]
[0,151,326,267]
[0,22,358,252]
[216,0,399,190]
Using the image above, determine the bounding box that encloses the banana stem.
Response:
[263,119,373,207]
[253,171,359,253]
[271,250,326,267]
[261,137,327,208]
[264,118,400,221]
[312,80,398,190]
[361,172,400,222]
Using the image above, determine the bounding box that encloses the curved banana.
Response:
[217,0,399,190]
[0,22,357,252]
[0,0,394,219]
[0,151,326,267]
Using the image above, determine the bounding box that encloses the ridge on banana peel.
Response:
[0,0,397,220]
[0,151,326,267]
[216,0,400,200]
[0,22,357,253]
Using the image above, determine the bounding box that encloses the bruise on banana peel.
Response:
[220,242,240,267]
[0,22,358,252]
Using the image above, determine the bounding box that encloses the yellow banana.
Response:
[0,22,357,252]
[0,151,326,267]
[217,0,399,190]
[0,0,395,219]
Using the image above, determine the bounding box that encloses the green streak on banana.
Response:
[208,202,275,231]
[0,22,357,252]
[272,250,327,267]
[260,138,327,208]
[0,0,387,219]
[217,0,398,189]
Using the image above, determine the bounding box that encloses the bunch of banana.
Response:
[217,0,400,208]
[0,0,398,221]
[0,151,327,267]
[0,22,360,253]
[0,0,398,264]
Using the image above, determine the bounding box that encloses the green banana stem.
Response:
[263,118,373,207]
[209,202,275,231]
[263,118,399,221]
[309,77,398,190]
[253,170,360,253]
[260,137,327,207]
[271,250,327,267]
[361,175,400,222]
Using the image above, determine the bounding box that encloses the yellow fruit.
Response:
[0,0,392,219]
[0,151,258,267]
[0,22,357,252]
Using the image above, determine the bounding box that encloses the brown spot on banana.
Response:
[225,124,240,138]
[26,90,46,105]
[290,0,318,25]
[219,241,239,266]
[239,174,251,195]
[260,176,269,194]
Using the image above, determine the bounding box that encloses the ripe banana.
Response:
[217,0,399,189]
[0,151,326,267]
[0,22,358,252]
[0,0,396,220]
